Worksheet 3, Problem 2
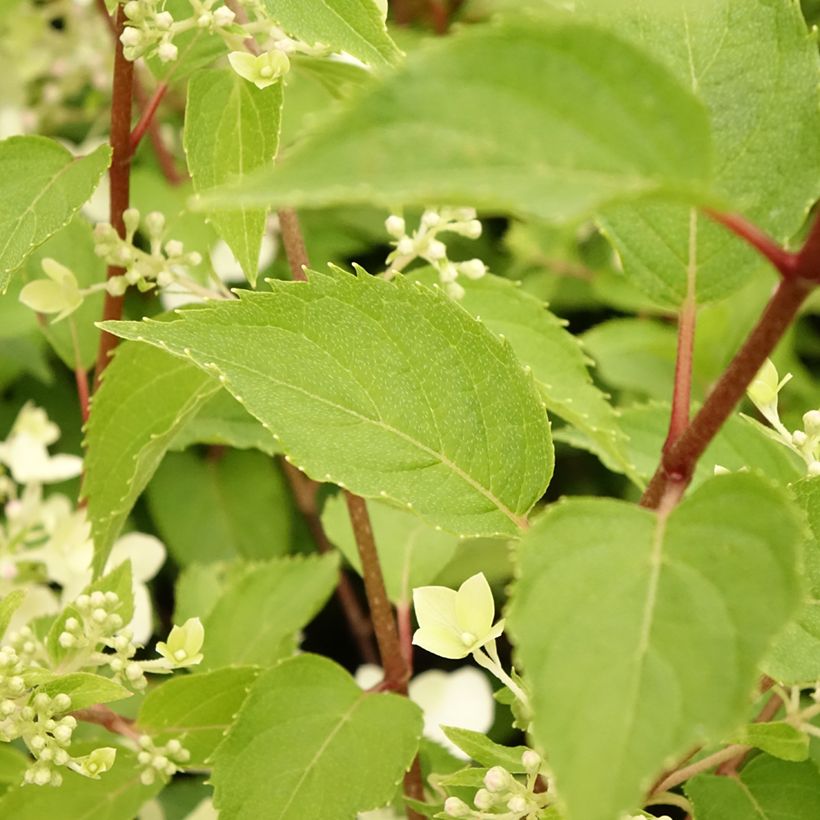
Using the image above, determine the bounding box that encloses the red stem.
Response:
[664,296,696,454]
[397,601,414,673]
[69,319,90,423]
[72,704,141,742]
[93,4,134,391]
[130,82,168,154]
[278,208,311,282]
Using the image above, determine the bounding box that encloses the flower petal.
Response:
[412,585,459,633]
[412,623,470,660]
[455,572,495,640]
[107,532,165,582]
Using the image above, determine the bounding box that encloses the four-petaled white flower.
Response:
[155,617,205,667]
[227,50,290,89]
[412,572,504,659]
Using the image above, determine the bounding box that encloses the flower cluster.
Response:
[136,734,192,785]
[384,208,487,299]
[747,359,820,475]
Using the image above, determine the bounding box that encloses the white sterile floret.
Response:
[155,617,205,667]
[19,258,84,322]
[412,572,505,660]
[228,50,291,90]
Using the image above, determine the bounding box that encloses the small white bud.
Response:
[197,12,212,28]
[459,258,487,279]
[187,251,202,266]
[385,215,406,238]
[803,410,820,435]
[507,795,529,813]
[421,210,441,228]
[396,237,415,256]
[809,461,820,477]
[793,430,808,447]
[213,6,235,26]
[53,725,72,745]
[138,751,152,765]
[52,693,71,712]
[123,208,140,234]
[106,276,128,296]
[484,766,510,792]
[125,662,143,681]
[439,262,458,283]
[155,11,174,29]
[165,240,184,258]
[54,749,69,765]
[92,608,108,624]
[521,749,541,772]
[65,617,80,632]
[123,1,141,19]
[460,219,483,239]
[30,735,46,751]
[140,768,156,785]
[90,591,105,608]
[119,27,142,48]
[33,767,51,786]
[426,239,447,261]
[444,796,471,817]
[474,789,494,810]
[157,41,178,63]
[104,591,119,607]
[33,693,50,710]
[165,739,182,755]
[445,281,465,300]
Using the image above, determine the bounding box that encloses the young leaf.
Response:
[137,667,260,766]
[193,17,713,222]
[439,727,530,774]
[200,554,339,669]
[507,473,802,820]
[82,342,221,574]
[322,493,461,604]
[729,722,809,763]
[146,449,292,566]
[578,0,820,305]
[0,590,25,641]
[764,477,820,685]
[102,269,553,537]
[0,137,110,284]
[184,69,283,284]
[210,654,422,819]
[686,755,820,820]
[264,0,400,68]
[39,673,132,712]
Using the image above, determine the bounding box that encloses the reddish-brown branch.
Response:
[92,5,134,390]
[664,296,696,454]
[130,82,168,154]
[72,704,141,742]
[278,208,311,282]
[796,210,820,280]
[397,601,414,673]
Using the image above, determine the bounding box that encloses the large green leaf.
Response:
[0,137,110,285]
[146,449,292,566]
[507,473,802,820]
[194,17,713,222]
[200,554,339,669]
[322,493,461,604]
[103,269,553,537]
[211,654,422,820]
[184,69,283,284]
[578,0,820,305]
[686,755,820,820]
[137,667,260,766]
[764,477,820,684]
[264,0,401,67]
[82,342,221,574]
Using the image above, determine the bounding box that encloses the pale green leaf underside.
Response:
[687,755,820,820]
[579,0,820,305]
[0,137,110,284]
[82,342,221,574]
[264,0,401,67]
[103,269,553,537]
[322,493,461,604]
[195,16,712,222]
[508,473,802,820]
[211,654,422,820]
[200,554,339,669]
[184,70,283,284]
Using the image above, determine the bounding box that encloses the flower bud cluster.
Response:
[385,208,487,300]
[136,734,191,785]
[58,590,125,655]
[20,691,78,787]
[443,751,549,818]
[93,209,208,300]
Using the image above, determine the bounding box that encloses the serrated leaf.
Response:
[0,137,110,284]
[322,493,460,604]
[687,755,820,820]
[578,0,820,305]
[264,0,400,68]
[201,554,339,669]
[440,727,530,773]
[729,722,809,763]
[0,590,25,641]
[173,562,234,624]
[764,477,820,685]
[39,673,132,712]
[184,69,283,285]
[507,473,802,820]
[195,17,713,222]
[146,449,292,566]
[82,342,221,574]
[211,654,422,820]
[0,749,162,819]
[420,271,636,481]
[137,667,259,766]
[102,269,553,537]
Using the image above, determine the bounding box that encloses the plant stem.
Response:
[651,744,749,795]
[278,208,311,282]
[641,275,812,508]
[72,704,141,742]
[92,4,134,391]
[68,318,90,424]
[397,601,414,672]
[130,82,168,154]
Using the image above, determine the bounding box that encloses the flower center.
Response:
[460,631,476,646]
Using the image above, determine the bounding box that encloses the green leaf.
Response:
[137,667,260,766]
[102,269,553,537]
[169,389,281,454]
[0,745,27,791]
[730,722,809,763]
[0,137,110,284]
[264,0,401,68]
[184,69,283,285]
[146,449,292,566]
[419,271,636,481]
[201,554,339,669]
[0,590,25,641]
[577,0,820,305]
[173,562,234,624]
[507,473,802,820]
[440,727,530,773]
[0,749,162,820]
[764,477,820,685]
[194,17,712,222]
[687,755,820,820]
[321,493,460,604]
[82,342,221,574]
[23,218,106,369]
[39,673,132,712]
[211,654,422,819]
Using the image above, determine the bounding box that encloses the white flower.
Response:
[228,50,290,89]
[412,572,505,660]
[356,664,494,759]
[155,617,205,667]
